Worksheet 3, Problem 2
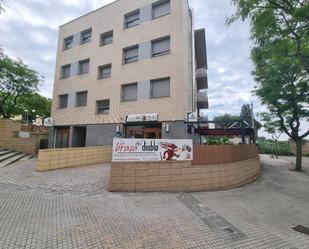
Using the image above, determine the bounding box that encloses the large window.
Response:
[98,64,112,79]
[123,46,138,64]
[122,83,137,101]
[78,59,90,74]
[152,0,170,19]
[63,36,73,50]
[100,30,113,46]
[125,10,140,28]
[59,94,68,109]
[152,36,170,57]
[150,78,170,98]
[61,64,71,78]
[75,91,87,107]
[96,100,110,114]
[80,28,92,44]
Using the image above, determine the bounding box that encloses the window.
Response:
[98,64,112,79]
[152,0,170,19]
[122,83,137,101]
[64,36,73,50]
[152,36,170,57]
[61,64,71,78]
[125,10,139,28]
[59,94,68,109]
[123,46,138,64]
[96,100,110,114]
[75,91,87,107]
[78,59,90,74]
[150,78,170,98]
[100,30,113,46]
[81,28,92,44]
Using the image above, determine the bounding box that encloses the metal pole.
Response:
[251,103,256,144]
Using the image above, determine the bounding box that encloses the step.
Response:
[0,152,20,163]
[0,148,6,152]
[0,153,27,167]
[20,154,34,161]
[0,150,10,156]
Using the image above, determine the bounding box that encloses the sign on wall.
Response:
[112,138,193,161]
[126,113,158,123]
[43,117,53,127]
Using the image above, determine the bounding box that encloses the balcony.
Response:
[196,76,208,90]
[197,91,208,109]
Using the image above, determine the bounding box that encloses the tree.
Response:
[0,50,41,118]
[0,0,5,14]
[214,114,241,128]
[261,112,283,158]
[18,93,52,123]
[228,0,309,171]
[227,0,309,74]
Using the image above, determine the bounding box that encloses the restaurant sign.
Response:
[126,113,158,123]
[112,138,193,161]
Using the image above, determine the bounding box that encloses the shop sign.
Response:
[112,138,193,161]
[126,113,158,123]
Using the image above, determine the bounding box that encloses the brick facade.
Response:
[0,119,48,154]
[109,157,261,192]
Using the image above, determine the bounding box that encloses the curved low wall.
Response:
[109,156,261,192]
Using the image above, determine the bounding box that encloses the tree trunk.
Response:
[275,140,278,159]
[294,139,302,171]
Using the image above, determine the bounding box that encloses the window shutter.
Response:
[101,65,111,78]
[123,84,137,101]
[60,95,68,108]
[126,11,139,27]
[152,37,170,56]
[151,78,170,98]
[79,60,89,74]
[76,92,87,106]
[125,47,138,59]
[153,1,170,19]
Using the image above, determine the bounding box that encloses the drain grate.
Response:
[293,225,309,236]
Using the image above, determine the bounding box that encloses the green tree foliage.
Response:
[261,112,284,158]
[227,0,309,74]
[0,0,5,14]
[228,0,309,171]
[204,136,232,145]
[0,50,41,118]
[18,93,52,123]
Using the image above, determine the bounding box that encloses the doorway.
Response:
[125,123,162,139]
[55,127,70,148]
[144,128,161,139]
[72,127,87,147]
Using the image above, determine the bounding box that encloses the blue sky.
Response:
[1,0,306,139]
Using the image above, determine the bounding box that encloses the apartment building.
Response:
[49,0,208,148]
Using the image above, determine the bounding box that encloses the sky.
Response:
[0,0,306,139]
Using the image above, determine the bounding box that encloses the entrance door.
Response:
[144,128,161,139]
[55,127,70,148]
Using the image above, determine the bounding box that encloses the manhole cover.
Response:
[293,225,309,236]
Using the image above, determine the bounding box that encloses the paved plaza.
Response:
[0,155,308,249]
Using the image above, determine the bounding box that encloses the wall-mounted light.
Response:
[165,124,170,133]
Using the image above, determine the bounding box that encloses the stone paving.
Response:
[0,155,308,249]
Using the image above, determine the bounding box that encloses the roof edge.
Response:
[59,0,120,28]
